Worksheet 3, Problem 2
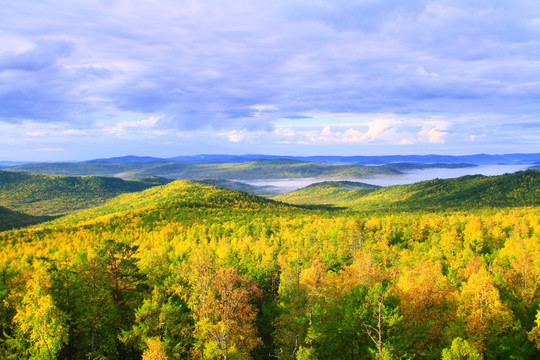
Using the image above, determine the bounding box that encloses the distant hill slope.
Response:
[3,159,479,180]
[3,161,163,177]
[0,170,172,216]
[273,181,380,208]
[195,179,280,196]
[4,159,402,179]
[275,170,540,211]
[49,180,287,227]
[85,155,165,163]
[0,206,49,232]
[0,161,28,167]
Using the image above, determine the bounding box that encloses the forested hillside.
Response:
[276,169,540,211]
[0,206,48,232]
[4,159,471,180]
[0,170,171,216]
[48,180,285,227]
[0,178,539,359]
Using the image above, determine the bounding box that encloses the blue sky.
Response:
[1,0,539,161]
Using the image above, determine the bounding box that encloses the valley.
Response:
[4,1,539,358]
[0,163,539,359]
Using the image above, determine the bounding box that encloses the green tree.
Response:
[274,261,308,360]
[362,283,401,360]
[529,308,540,350]
[125,282,193,359]
[98,239,147,357]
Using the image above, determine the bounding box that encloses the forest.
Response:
[0,170,539,359]
[275,170,540,211]
[0,170,171,217]
[3,159,472,180]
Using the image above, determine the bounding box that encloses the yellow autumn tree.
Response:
[457,267,512,354]
[188,266,262,360]
[298,258,327,357]
[13,265,68,360]
[495,235,540,306]
[395,261,455,357]
[142,337,168,360]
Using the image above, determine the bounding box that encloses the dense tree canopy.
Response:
[0,172,539,359]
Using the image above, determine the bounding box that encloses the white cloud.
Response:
[427,128,446,143]
[469,134,486,142]
[219,130,249,143]
[101,116,162,136]
[267,114,464,147]
[343,128,363,142]
[398,138,414,145]
[25,131,46,136]
[416,66,439,77]
[251,104,278,112]
[227,132,245,143]
[418,121,449,144]
[360,119,395,142]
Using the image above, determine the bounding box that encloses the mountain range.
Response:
[69,152,540,165]
[3,152,540,166]
[1,159,475,180]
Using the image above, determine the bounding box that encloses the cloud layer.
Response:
[1,0,539,159]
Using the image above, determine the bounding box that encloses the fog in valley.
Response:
[241,165,532,194]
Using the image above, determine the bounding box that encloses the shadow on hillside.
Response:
[298,204,347,211]
[0,215,60,233]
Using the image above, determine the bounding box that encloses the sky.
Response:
[1,0,539,161]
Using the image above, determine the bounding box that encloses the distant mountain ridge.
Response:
[2,153,537,186]
[0,159,406,180]
[0,161,30,167]
[6,153,537,166]
[85,155,165,163]
[82,153,540,165]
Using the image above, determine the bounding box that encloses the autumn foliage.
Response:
[0,178,538,359]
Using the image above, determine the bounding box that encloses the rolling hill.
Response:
[0,170,172,216]
[1,168,539,359]
[3,159,474,180]
[275,169,540,211]
[47,179,287,227]
[272,180,380,208]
